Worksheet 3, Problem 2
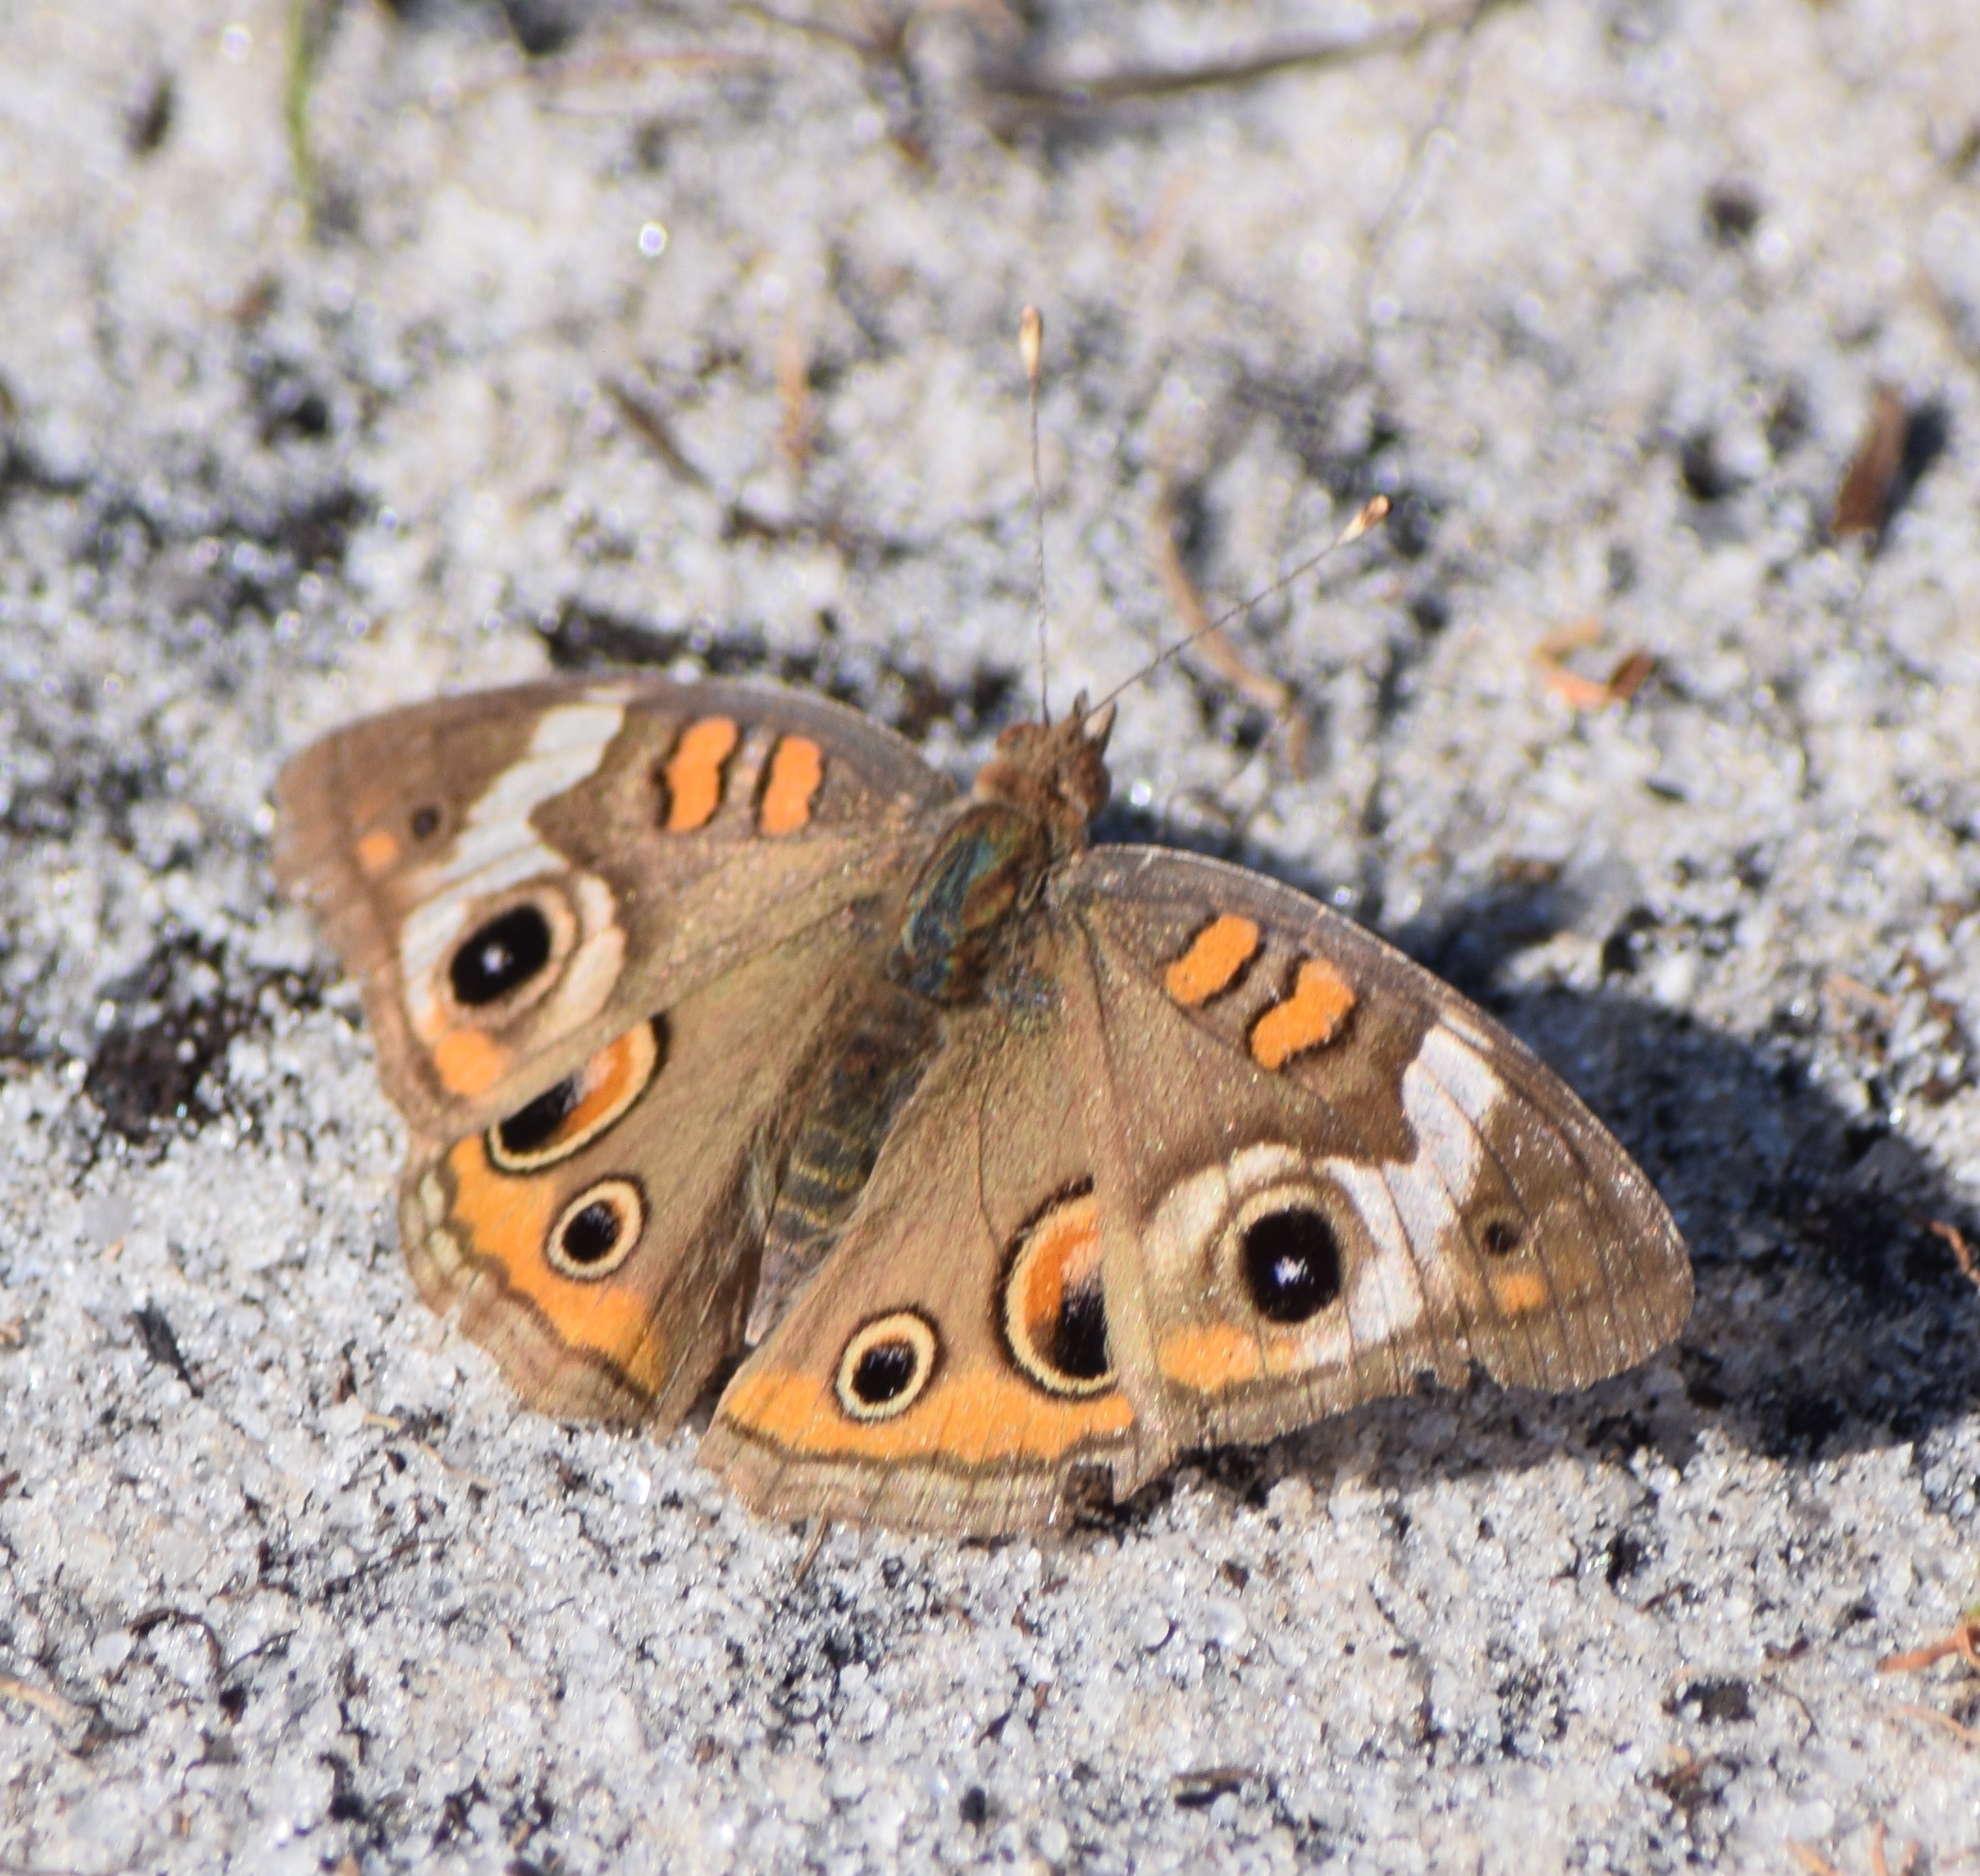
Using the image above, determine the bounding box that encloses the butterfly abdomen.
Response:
[748,983,942,1340]
[748,798,1058,1335]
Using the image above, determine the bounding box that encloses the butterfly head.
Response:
[971,695,1114,856]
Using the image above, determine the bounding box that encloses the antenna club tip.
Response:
[1340,493,1390,543]
[1019,305,1044,381]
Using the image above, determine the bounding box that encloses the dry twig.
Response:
[1533,620,1657,711]
[979,0,1508,114]
[1877,1618,1980,1675]
[443,44,760,110]
[0,1674,84,1730]
[1148,481,1307,774]
[793,1517,830,1582]
[1833,386,1907,542]
[1928,1220,1980,1292]
[1889,1702,1980,1747]
[776,316,816,481]
[605,375,713,489]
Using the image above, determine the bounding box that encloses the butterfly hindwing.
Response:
[700,934,1150,1534]
[401,912,888,1430]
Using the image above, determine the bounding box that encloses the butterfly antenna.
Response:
[1092,493,1391,718]
[1019,304,1049,724]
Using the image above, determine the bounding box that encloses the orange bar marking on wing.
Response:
[758,735,824,835]
[1490,1269,1551,1318]
[720,1360,1130,1464]
[1164,914,1260,1006]
[663,717,739,833]
[1248,958,1356,1071]
[432,1027,511,1096]
[356,830,400,876]
[1157,1322,1264,1394]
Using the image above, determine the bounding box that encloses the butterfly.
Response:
[274,674,1691,1533]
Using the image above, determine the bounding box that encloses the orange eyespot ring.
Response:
[833,1312,938,1421]
[1001,1189,1114,1398]
[487,1019,665,1173]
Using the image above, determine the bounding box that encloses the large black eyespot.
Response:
[1051,1283,1110,1383]
[1242,1206,1342,1323]
[834,1312,938,1421]
[450,904,553,1007]
[1482,1218,1524,1257]
[545,1178,643,1280]
[853,1342,916,1403]
[495,1076,579,1159]
[486,1020,666,1175]
[561,1202,619,1265]
[410,804,443,840]
[999,1188,1115,1399]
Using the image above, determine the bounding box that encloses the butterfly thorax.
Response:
[886,702,1114,1006]
[967,702,1112,845]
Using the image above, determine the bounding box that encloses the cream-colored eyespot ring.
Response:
[545,1177,645,1282]
[834,1311,939,1421]
[442,888,579,1020]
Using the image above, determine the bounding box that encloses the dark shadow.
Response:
[1886,398,1952,546]
[540,603,1019,749]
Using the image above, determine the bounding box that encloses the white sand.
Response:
[3,1,1978,1868]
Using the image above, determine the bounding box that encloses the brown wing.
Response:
[698,941,1151,1535]
[400,914,887,1431]
[1057,847,1692,1457]
[274,677,953,1140]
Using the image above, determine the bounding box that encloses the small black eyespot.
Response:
[546,1179,644,1280]
[410,804,442,840]
[495,1076,579,1158]
[1051,1281,1111,1382]
[835,1311,937,1418]
[1482,1218,1523,1257]
[1242,1206,1342,1323]
[450,904,553,1007]
[560,1198,624,1267]
[852,1338,919,1406]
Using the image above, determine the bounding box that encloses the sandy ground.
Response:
[4,0,1980,1869]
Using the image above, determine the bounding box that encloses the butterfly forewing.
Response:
[1061,848,1691,1452]
[275,679,955,1140]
